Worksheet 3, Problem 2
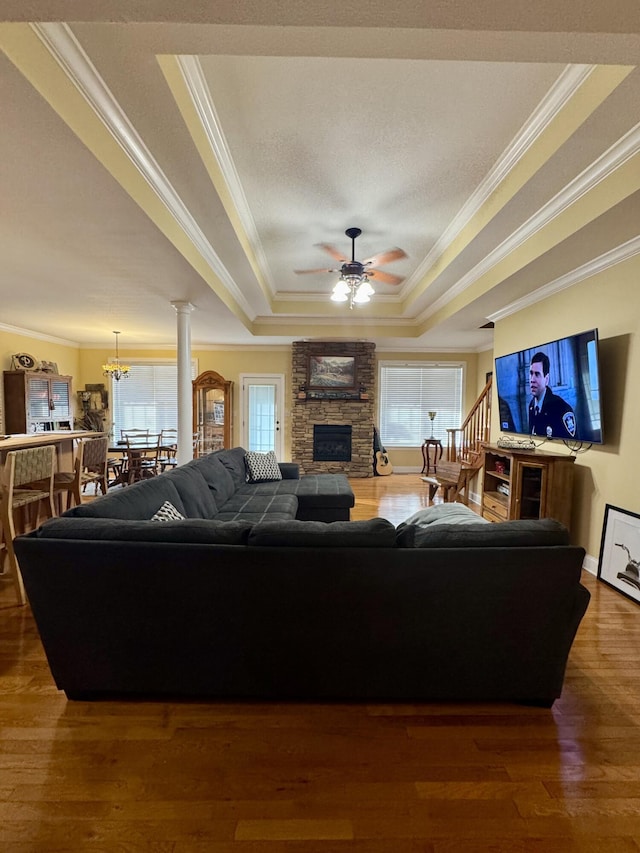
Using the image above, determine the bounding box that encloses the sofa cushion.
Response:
[278,462,300,480]
[239,473,354,509]
[216,492,298,522]
[190,454,236,506]
[248,517,396,547]
[63,476,186,521]
[163,464,218,518]
[245,450,283,483]
[35,516,252,544]
[212,447,250,490]
[396,517,571,549]
[151,500,185,521]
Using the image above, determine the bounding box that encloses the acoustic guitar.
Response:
[374,449,393,476]
[373,426,393,476]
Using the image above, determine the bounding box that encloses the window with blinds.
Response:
[111,361,196,439]
[378,362,464,446]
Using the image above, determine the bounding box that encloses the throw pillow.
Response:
[245,450,283,483]
[150,500,185,522]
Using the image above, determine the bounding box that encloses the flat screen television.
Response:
[494,328,603,444]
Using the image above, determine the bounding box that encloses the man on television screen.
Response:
[528,351,576,439]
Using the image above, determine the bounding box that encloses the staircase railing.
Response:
[446,376,492,464]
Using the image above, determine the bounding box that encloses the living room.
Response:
[1,247,638,567]
[1,1,640,848]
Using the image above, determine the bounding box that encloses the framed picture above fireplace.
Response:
[307,354,357,390]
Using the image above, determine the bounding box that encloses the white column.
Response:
[172,301,195,466]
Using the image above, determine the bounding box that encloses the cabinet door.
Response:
[50,379,71,418]
[200,386,226,453]
[27,378,51,420]
[513,461,546,520]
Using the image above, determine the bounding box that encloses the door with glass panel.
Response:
[240,375,284,460]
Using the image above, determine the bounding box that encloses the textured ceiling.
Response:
[1,2,639,350]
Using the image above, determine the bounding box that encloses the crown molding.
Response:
[31,22,256,321]
[256,314,419,328]
[0,322,80,348]
[420,122,640,323]
[487,235,640,322]
[406,64,595,290]
[375,345,483,354]
[176,55,275,296]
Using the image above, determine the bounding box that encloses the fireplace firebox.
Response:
[313,424,352,462]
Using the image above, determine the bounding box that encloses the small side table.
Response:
[421,438,443,475]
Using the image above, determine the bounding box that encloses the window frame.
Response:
[377,360,465,447]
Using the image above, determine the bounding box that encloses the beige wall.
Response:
[476,349,494,396]
[493,252,640,562]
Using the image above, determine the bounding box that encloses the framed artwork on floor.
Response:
[597,504,640,605]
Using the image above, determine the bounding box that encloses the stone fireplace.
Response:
[291,341,375,477]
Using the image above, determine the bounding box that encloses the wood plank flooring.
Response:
[1,473,640,851]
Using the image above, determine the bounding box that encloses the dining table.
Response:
[108,440,176,486]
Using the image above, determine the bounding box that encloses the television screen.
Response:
[494,328,603,444]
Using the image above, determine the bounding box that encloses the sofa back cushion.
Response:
[396,517,571,549]
[248,517,396,547]
[35,516,252,544]
[212,447,249,489]
[64,476,186,521]
[190,454,236,506]
[163,463,218,518]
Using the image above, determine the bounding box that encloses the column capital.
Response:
[171,301,195,313]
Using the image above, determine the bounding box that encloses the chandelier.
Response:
[330,273,375,309]
[102,331,130,381]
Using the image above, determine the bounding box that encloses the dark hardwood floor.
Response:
[1,474,640,851]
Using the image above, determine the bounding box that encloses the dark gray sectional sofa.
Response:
[65,446,356,524]
[14,448,590,707]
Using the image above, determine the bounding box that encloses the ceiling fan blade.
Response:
[368,269,404,286]
[362,247,407,267]
[294,267,338,275]
[315,243,349,263]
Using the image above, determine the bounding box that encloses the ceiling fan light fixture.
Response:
[295,227,405,309]
[356,280,374,298]
[332,279,350,298]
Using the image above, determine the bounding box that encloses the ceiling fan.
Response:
[294,227,407,287]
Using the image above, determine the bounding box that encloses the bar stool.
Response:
[0,445,56,605]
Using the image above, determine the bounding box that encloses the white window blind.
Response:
[379,362,464,446]
[111,361,196,439]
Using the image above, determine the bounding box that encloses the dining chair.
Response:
[53,436,110,510]
[0,445,56,605]
[158,428,178,472]
[125,433,161,484]
[118,430,151,485]
[107,453,123,488]
[121,428,150,441]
